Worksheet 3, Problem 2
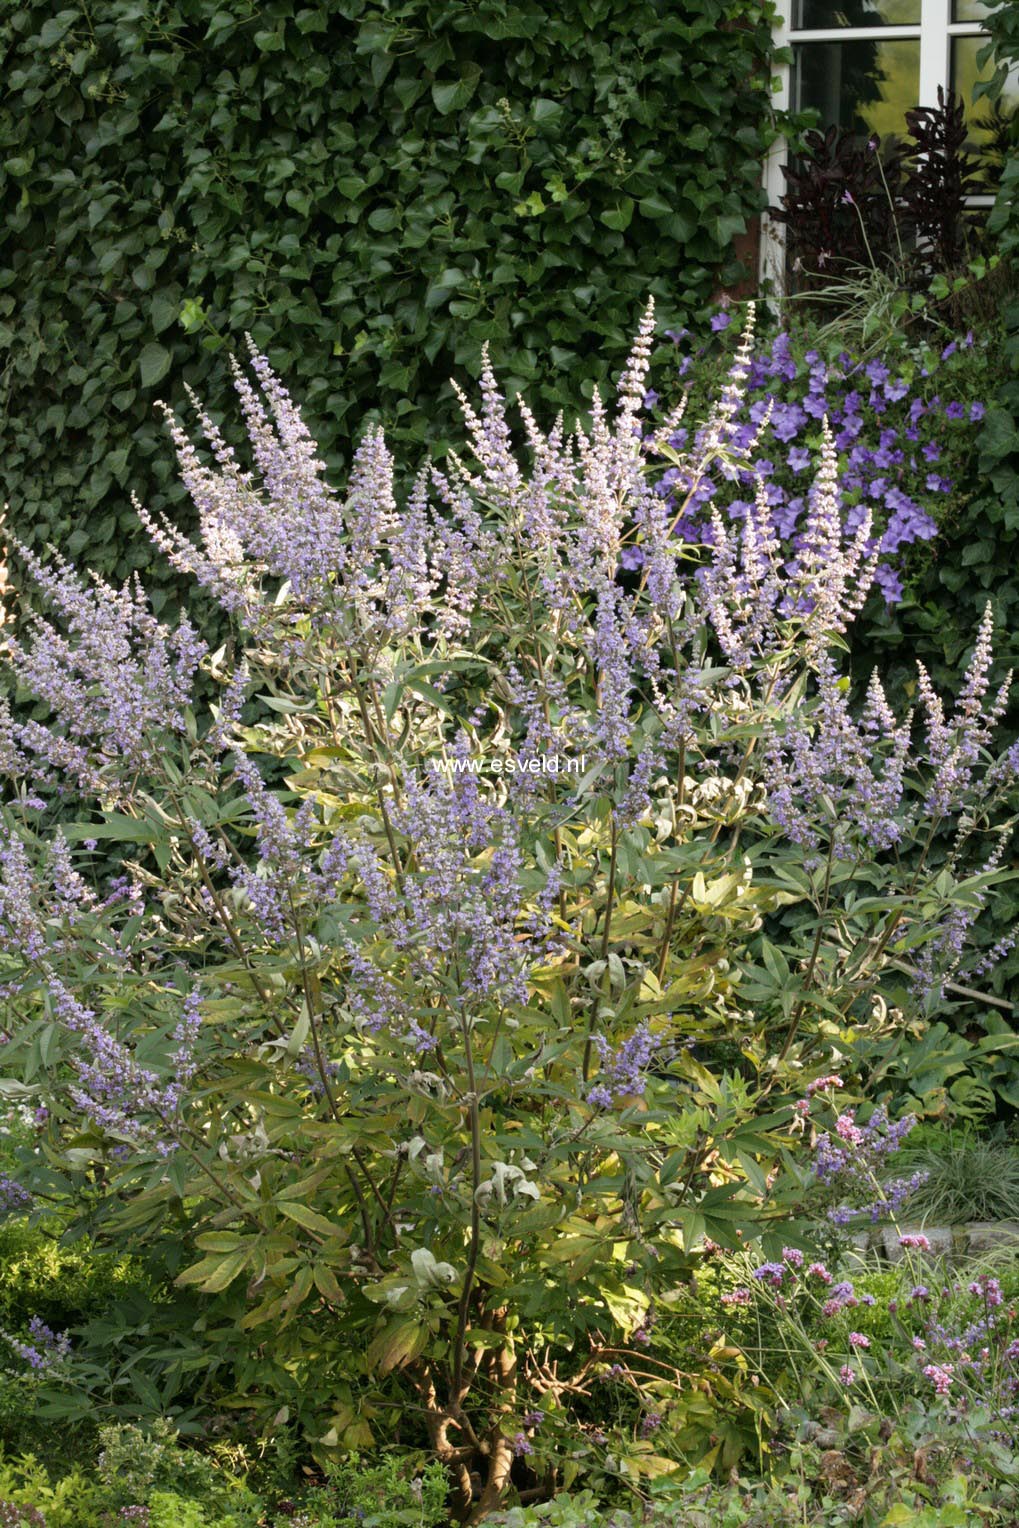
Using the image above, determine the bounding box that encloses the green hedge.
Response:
[0,0,783,610]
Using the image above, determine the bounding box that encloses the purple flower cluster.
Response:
[651,326,984,607]
[4,1315,70,1372]
[140,339,496,650]
[0,1175,31,1217]
[227,753,319,944]
[762,656,910,856]
[56,980,202,1150]
[756,601,1019,960]
[0,829,126,971]
[812,1105,924,1226]
[393,756,559,1010]
[0,540,206,799]
[251,742,565,1052]
[587,1023,659,1109]
[0,1502,47,1528]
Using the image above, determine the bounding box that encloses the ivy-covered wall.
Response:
[0,0,782,609]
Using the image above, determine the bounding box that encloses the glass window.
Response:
[793,38,921,140]
[952,1,994,19]
[793,0,920,26]
[952,36,1019,164]
[794,0,922,26]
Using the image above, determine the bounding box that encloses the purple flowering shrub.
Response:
[0,306,1017,1513]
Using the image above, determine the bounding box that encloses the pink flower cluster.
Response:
[720,1288,753,1307]
[969,1275,1003,1309]
[923,1363,954,1396]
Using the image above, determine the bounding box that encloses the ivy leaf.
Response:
[600,198,634,232]
[531,98,562,125]
[38,10,78,47]
[138,343,171,389]
[149,293,179,335]
[431,71,480,115]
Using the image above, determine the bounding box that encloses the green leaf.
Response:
[39,10,78,47]
[194,1231,247,1253]
[149,292,179,335]
[138,343,171,389]
[600,198,634,232]
[431,72,479,115]
[286,1003,312,1057]
[367,1317,428,1375]
[278,1202,345,1238]
[638,193,673,222]
[531,98,562,125]
[177,1247,252,1293]
[313,1263,345,1303]
[62,815,163,846]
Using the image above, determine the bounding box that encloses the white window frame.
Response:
[760,0,995,289]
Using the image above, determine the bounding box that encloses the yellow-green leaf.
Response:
[367,1317,428,1376]
[176,1246,252,1293]
[278,1202,345,1238]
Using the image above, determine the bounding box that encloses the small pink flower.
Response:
[782,1247,804,1268]
[912,1337,927,1352]
[720,1287,752,1307]
[923,1363,954,1396]
[794,1098,811,1116]
[807,1075,844,1096]
[807,1262,833,1284]
[848,1332,870,1348]
[839,1365,855,1386]
[898,1234,931,1251]
[835,1113,864,1145]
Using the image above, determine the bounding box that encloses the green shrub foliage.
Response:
[0,0,781,608]
[984,0,1019,276]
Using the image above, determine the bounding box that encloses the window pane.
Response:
[793,39,920,140]
[952,1,993,19]
[952,36,1019,168]
[793,0,920,26]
